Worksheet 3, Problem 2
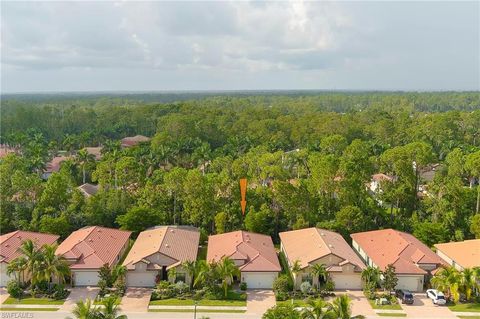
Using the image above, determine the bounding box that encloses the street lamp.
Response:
[194,300,198,319]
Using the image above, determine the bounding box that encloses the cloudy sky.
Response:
[1,1,479,93]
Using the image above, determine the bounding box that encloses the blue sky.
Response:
[1,1,479,92]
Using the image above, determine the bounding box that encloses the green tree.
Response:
[67,299,100,319]
[263,304,300,319]
[465,151,480,213]
[216,257,240,298]
[381,265,398,292]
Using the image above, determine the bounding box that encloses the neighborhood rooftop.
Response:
[434,239,480,269]
[207,230,281,272]
[0,230,59,263]
[56,226,131,269]
[351,228,446,274]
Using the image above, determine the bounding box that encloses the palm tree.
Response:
[168,267,177,283]
[6,257,27,284]
[301,298,335,319]
[216,257,240,298]
[67,299,100,319]
[99,296,127,319]
[193,260,210,288]
[361,266,380,287]
[291,260,302,290]
[111,265,127,283]
[330,294,351,319]
[431,266,461,302]
[18,239,43,286]
[311,264,329,289]
[460,268,476,301]
[77,149,95,184]
[40,244,70,285]
[182,260,196,289]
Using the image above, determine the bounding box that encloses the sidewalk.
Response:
[149,305,247,311]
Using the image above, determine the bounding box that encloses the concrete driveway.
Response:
[331,290,375,318]
[400,293,456,318]
[120,288,152,313]
[59,287,99,311]
[247,290,275,314]
[0,288,9,305]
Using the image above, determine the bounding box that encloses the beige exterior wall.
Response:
[436,249,464,271]
[352,239,378,268]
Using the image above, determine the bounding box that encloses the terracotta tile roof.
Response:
[372,173,394,182]
[123,226,199,269]
[0,145,18,158]
[56,226,131,269]
[351,229,446,274]
[207,231,281,272]
[45,156,70,173]
[279,227,365,271]
[0,231,59,263]
[434,239,480,269]
[84,147,103,160]
[77,183,99,197]
[121,135,150,148]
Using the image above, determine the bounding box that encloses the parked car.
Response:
[426,289,446,305]
[396,289,414,304]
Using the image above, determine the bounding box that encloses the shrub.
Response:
[324,280,335,291]
[275,291,289,301]
[113,278,126,297]
[7,280,23,299]
[273,275,291,293]
[98,279,108,297]
[156,280,170,290]
[175,281,189,295]
[300,281,312,294]
[240,282,247,291]
[50,284,69,300]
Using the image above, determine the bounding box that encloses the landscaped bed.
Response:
[367,299,402,310]
[3,296,66,305]
[448,302,480,312]
[150,289,246,307]
[276,298,309,307]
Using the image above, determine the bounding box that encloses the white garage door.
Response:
[74,271,99,286]
[242,272,277,289]
[0,268,12,287]
[126,272,157,287]
[396,276,422,292]
[330,274,362,290]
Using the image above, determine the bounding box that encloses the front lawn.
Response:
[93,296,121,305]
[448,302,480,312]
[276,298,309,307]
[3,296,65,305]
[150,290,246,307]
[368,299,402,310]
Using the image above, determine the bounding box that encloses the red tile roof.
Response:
[0,231,59,263]
[207,231,281,272]
[45,156,70,173]
[351,229,446,274]
[84,147,103,160]
[279,227,365,271]
[372,173,394,182]
[434,239,480,269]
[123,226,199,270]
[120,135,150,148]
[56,226,131,269]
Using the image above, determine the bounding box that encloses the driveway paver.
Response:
[247,289,275,314]
[331,290,376,317]
[400,293,456,318]
[0,288,9,305]
[121,287,152,313]
[59,287,99,311]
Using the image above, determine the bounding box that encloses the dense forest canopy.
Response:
[1,91,480,247]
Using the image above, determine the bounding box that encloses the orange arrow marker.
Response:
[240,178,247,215]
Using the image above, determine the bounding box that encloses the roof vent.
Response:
[89,239,93,242]
[165,244,169,248]
[328,244,333,248]
[320,233,325,236]
[170,229,174,233]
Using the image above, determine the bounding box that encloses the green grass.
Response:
[197,246,207,261]
[94,296,121,305]
[149,309,246,313]
[368,299,402,310]
[448,302,480,312]
[276,299,309,307]
[3,297,65,305]
[457,316,480,319]
[0,307,59,311]
[150,298,246,307]
[377,313,407,317]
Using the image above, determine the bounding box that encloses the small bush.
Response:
[324,280,335,292]
[300,281,312,294]
[275,291,289,301]
[273,275,291,293]
[7,280,23,299]
[50,284,69,300]
[240,282,247,291]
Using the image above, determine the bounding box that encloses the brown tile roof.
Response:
[0,231,59,263]
[0,145,18,158]
[207,231,281,272]
[279,227,365,271]
[372,173,394,182]
[434,239,480,269]
[45,156,70,173]
[56,226,131,269]
[120,135,150,148]
[84,147,103,160]
[77,183,99,197]
[123,226,199,269]
[351,229,446,274]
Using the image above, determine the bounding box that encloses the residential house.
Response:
[123,226,199,287]
[207,231,281,289]
[84,147,103,161]
[351,229,446,292]
[56,226,131,286]
[77,183,99,198]
[42,156,70,179]
[434,239,480,271]
[280,227,366,290]
[0,231,59,286]
[369,173,394,194]
[120,135,150,148]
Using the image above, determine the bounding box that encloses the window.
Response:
[176,273,186,283]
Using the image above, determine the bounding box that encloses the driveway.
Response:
[120,288,152,313]
[247,290,275,314]
[59,287,99,311]
[331,290,375,318]
[400,293,456,318]
[0,288,9,305]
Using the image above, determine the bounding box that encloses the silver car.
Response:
[426,289,447,305]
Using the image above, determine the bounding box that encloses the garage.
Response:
[241,272,278,289]
[0,267,12,287]
[330,273,362,290]
[126,271,157,287]
[396,275,423,292]
[73,271,99,286]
